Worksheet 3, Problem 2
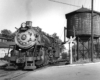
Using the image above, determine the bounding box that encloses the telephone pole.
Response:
[91,0,93,62]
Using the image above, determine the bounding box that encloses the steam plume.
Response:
[26,0,32,20]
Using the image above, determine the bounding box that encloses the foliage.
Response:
[1,29,12,38]
[95,43,100,52]
[10,32,16,40]
[0,29,16,41]
[52,33,65,52]
[61,52,68,59]
[72,41,100,60]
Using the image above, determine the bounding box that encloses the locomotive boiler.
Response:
[6,21,62,69]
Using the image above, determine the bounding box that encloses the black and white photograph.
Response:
[0,0,100,80]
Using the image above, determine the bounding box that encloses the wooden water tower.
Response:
[65,7,100,60]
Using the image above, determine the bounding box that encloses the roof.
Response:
[0,42,9,48]
[0,34,6,39]
[0,42,15,48]
[75,7,91,12]
[5,42,16,46]
[65,7,100,17]
[0,34,13,40]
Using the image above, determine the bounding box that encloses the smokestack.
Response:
[26,21,32,27]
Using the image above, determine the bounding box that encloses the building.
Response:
[0,34,15,58]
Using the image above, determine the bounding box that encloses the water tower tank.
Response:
[65,7,100,41]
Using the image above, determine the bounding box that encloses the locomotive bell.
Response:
[26,21,32,27]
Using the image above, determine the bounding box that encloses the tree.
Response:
[10,32,16,40]
[1,29,12,38]
[52,33,58,39]
[52,33,65,52]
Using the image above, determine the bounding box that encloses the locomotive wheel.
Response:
[43,55,49,66]
[17,63,25,69]
[35,50,49,68]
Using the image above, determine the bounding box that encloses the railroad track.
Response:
[0,66,47,80]
[0,61,67,80]
[0,69,29,80]
[0,65,50,80]
[4,70,29,80]
[0,70,15,77]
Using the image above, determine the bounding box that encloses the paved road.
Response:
[19,62,100,80]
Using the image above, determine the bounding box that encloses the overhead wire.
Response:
[59,27,65,41]
[49,0,81,8]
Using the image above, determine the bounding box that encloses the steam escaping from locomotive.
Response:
[26,0,33,20]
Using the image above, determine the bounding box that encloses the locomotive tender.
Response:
[6,21,62,69]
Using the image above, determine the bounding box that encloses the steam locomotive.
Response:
[6,21,62,70]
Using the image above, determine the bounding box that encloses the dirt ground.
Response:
[18,62,100,80]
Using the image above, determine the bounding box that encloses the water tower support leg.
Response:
[88,40,90,59]
[97,38,99,58]
[83,42,85,60]
[77,37,79,61]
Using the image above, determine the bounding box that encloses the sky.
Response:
[0,0,100,41]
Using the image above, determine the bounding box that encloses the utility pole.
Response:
[64,27,66,43]
[91,0,93,62]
